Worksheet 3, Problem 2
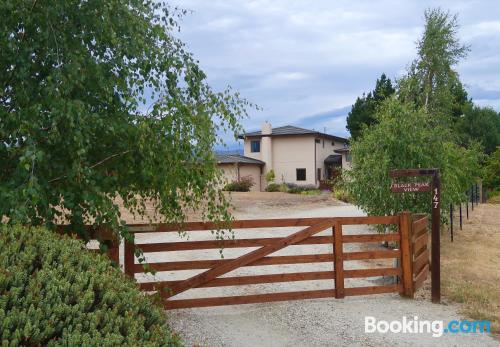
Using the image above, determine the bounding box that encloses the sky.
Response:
[170,0,500,148]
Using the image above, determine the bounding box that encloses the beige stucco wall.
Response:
[219,163,238,184]
[240,165,262,191]
[244,138,262,161]
[272,136,316,186]
[314,137,348,181]
[243,134,350,187]
[218,163,262,192]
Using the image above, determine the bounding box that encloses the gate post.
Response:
[124,233,135,278]
[333,220,345,298]
[98,227,120,266]
[399,212,413,298]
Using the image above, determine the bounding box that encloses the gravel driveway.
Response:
[143,196,498,346]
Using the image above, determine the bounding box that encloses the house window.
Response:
[346,153,352,162]
[317,168,321,180]
[250,140,261,153]
[296,168,306,181]
[315,139,320,144]
[331,141,335,146]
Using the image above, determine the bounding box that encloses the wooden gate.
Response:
[121,213,423,309]
[409,214,430,296]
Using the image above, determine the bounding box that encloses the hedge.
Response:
[0,225,181,346]
[265,183,281,192]
[223,176,254,192]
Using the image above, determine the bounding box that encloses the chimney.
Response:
[261,121,272,135]
[261,122,273,173]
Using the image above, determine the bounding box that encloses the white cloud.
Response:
[205,17,242,30]
[474,98,500,110]
[172,0,500,139]
[462,20,500,39]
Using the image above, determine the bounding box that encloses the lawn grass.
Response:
[441,203,500,337]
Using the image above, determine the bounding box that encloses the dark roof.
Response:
[334,147,350,153]
[239,125,348,142]
[216,154,265,165]
[324,154,342,164]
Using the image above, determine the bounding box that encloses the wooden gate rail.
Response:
[410,215,430,296]
[55,225,121,265]
[58,212,429,308]
[121,214,411,309]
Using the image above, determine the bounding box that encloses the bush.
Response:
[265,183,280,192]
[346,98,481,217]
[324,174,344,191]
[265,170,275,184]
[483,148,500,190]
[288,187,302,194]
[334,188,351,203]
[278,183,289,192]
[487,188,500,204]
[286,184,318,194]
[223,175,254,192]
[300,189,321,196]
[0,225,181,346]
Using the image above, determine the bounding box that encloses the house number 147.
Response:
[433,188,439,208]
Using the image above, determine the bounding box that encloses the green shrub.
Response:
[223,176,254,192]
[487,188,500,204]
[286,184,317,194]
[265,170,275,184]
[0,225,181,346]
[483,148,500,190]
[324,174,344,191]
[265,183,280,192]
[334,188,351,203]
[300,189,320,196]
[278,183,289,192]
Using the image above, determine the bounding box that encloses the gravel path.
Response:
[154,199,499,346]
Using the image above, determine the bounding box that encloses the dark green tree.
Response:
[398,8,470,120]
[346,73,394,139]
[0,1,248,238]
[483,148,500,190]
[346,8,482,219]
[346,98,481,218]
[456,106,500,154]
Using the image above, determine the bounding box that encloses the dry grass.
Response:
[488,193,500,204]
[441,203,500,336]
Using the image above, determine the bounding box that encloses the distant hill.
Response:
[214,143,244,155]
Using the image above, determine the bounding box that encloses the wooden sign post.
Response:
[390,168,441,303]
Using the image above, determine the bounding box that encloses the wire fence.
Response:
[448,183,482,242]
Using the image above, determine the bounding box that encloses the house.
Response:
[220,122,350,191]
[216,154,265,192]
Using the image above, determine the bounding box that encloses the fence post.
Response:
[333,221,345,298]
[124,233,135,278]
[471,187,474,211]
[98,227,120,266]
[106,239,120,266]
[466,196,469,219]
[399,212,413,298]
[459,203,462,230]
[450,204,453,242]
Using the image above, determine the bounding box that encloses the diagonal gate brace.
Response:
[164,219,336,299]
